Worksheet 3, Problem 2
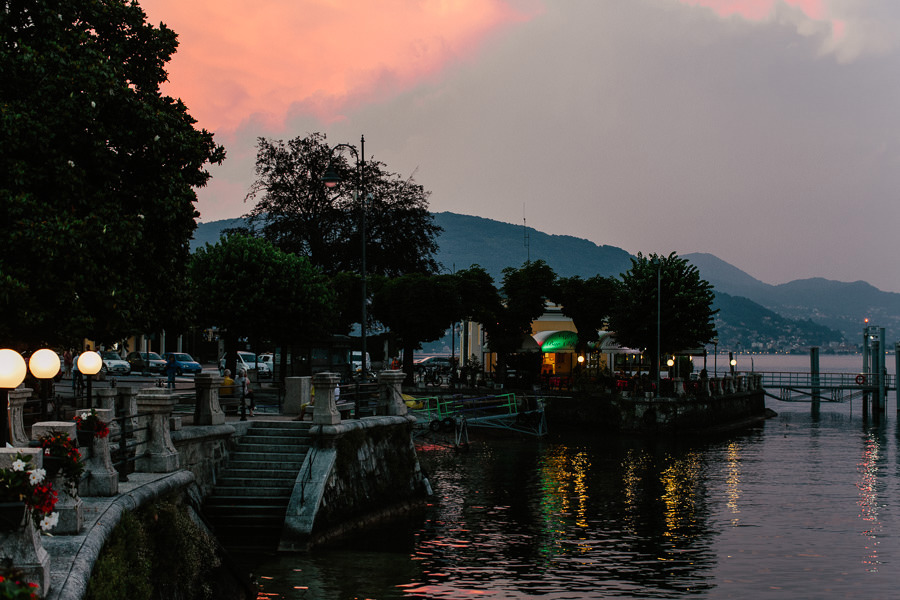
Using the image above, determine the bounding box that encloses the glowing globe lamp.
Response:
[77,351,103,376]
[29,348,61,380]
[0,348,26,447]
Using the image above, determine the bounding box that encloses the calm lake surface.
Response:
[242,353,900,599]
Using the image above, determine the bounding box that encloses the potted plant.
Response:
[73,409,110,445]
[0,454,59,532]
[37,432,84,493]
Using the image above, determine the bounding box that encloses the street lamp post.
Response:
[0,349,27,448]
[652,256,661,397]
[29,348,61,420]
[77,350,103,408]
[322,135,368,401]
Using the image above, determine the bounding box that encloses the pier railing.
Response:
[756,371,895,390]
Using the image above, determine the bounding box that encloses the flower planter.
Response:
[42,455,63,481]
[0,501,27,532]
[76,430,95,447]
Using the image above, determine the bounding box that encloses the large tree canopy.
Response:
[608,252,717,372]
[243,133,441,277]
[0,0,225,349]
[553,275,619,353]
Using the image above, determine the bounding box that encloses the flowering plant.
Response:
[74,409,110,439]
[38,432,84,492]
[0,569,40,600]
[0,453,59,532]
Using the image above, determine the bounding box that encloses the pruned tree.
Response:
[0,0,225,349]
[553,275,619,354]
[369,273,460,380]
[608,252,717,376]
[189,233,335,376]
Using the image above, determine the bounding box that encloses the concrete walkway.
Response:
[42,471,195,600]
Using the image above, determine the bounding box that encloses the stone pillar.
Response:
[95,388,119,439]
[194,374,225,425]
[78,408,118,497]
[0,448,50,594]
[30,422,83,534]
[283,376,311,416]
[135,388,179,472]
[674,377,686,397]
[311,373,341,425]
[8,388,33,447]
[377,370,408,416]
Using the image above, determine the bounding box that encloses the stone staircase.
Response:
[203,420,312,552]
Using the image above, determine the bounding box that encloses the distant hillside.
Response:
[685,252,900,343]
[432,212,634,280]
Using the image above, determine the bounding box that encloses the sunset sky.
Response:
[140,0,900,293]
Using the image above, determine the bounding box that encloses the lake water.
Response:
[242,353,900,599]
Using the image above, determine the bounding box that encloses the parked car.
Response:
[259,353,274,373]
[99,351,131,376]
[162,352,203,375]
[414,356,454,373]
[218,351,271,378]
[126,351,166,373]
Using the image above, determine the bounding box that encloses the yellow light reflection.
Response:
[725,442,742,526]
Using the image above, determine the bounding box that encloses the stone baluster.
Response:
[31,422,83,534]
[135,388,179,472]
[378,370,408,416]
[95,388,119,439]
[674,377,686,397]
[723,376,734,394]
[283,376,312,416]
[311,372,341,425]
[78,408,118,497]
[735,375,745,392]
[194,374,225,426]
[117,386,142,448]
[7,388,33,447]
[0,447,50,594]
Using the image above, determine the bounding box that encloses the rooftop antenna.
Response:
[523,205,530,264]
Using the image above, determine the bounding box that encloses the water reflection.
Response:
[241,399,900,599]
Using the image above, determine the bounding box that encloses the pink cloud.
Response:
[140,0,536,134]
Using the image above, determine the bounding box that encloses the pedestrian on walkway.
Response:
[164,355,178,389]
[237,369,254,417]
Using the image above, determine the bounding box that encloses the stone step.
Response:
[237,435,311,447]
[212,526,283,551]
[226,461,304,473]
[245,421,312,430]
[233,442,311,454]
[217,470,298,484]
[209,486,293,498]
[229,448,307,460]
[203,496,288,520]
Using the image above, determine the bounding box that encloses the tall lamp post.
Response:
[29,349,60,420]
[77,350,103,408]
[0,349,27,447]
[652,256,661,397]
[322,135,368,387]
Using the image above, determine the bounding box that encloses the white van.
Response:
[219,351,271,378]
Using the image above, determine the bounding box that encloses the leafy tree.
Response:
[0,0,225,349]
[608,252,717,376]
[370,273,460,379]
[553,275,619,354]
[243,133,441,277]
[189,234,335,375]
[483,261,556,381]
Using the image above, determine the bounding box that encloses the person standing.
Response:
[164,355,178,389]
[63,349,73,379]
[236,369,254,418]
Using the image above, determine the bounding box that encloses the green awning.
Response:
[533,330,579,353]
